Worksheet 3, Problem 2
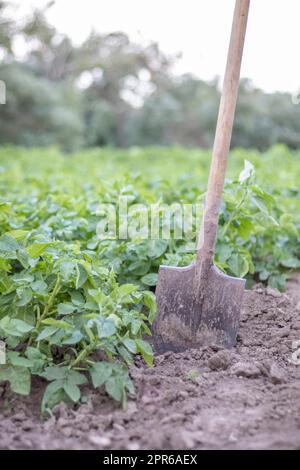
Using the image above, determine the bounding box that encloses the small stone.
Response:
[269,363,286,385]
[208,351,231,371]
[231,361,261,379]
[88,434,111,447]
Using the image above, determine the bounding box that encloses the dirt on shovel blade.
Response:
[1,275,300,450]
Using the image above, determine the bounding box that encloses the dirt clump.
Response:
[1,280,300,450]
[208,350,231,371]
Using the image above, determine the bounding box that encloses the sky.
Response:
[18,0,300,94]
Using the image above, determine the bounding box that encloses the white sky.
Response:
[17,0,300,93]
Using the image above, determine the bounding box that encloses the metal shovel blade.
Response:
[152,263,245,354]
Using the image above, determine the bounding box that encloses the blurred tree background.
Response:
[0,0,300,151]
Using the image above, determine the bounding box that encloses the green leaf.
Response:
[70,291,85,306]
[63,381,81,402]
[117,283,138,299]
[7,352,33,368]
[147,240,168,258]
[90,362,113,388]
[36,326,59,341]
[105,377,124,402]
[131,319,142,336]
[141,273,158,286]
[41,318,72,329]
[62,330,83,345]
[0,235,19,259]
[0,317,34,337]
[95,317,117,339]
[31,280,48,295]
[6,230,29,241]
[217,244,233,264]
[128,261,151,276]
[27,242,51,258]
[57,303,75,315]
[123,338,137,354]
[25,347,47,374]
[16,287,32,306]
[41,380,65,413]
[68,370,87,385]
[42,366,68,381]
[135,339,153,367]
[76,264,88,288]
[280,257,300,269]
[228,253,249,278]
[142,291,157,323]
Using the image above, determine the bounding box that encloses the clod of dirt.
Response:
[269,363,286,385]
[230,361,261,379]
[208,350,231,371]
[272,326,290,339]
[1,279,300,450]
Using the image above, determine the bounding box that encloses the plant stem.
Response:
[41,274,61,321]
[29,274,61,345]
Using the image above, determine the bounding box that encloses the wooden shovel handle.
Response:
[196,0,250,275]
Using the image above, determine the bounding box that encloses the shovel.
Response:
[152,0,250,353]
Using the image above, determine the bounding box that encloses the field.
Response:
[1,144,300,449]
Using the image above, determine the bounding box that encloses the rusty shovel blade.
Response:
[152,263,245,354]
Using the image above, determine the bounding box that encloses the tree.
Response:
[0,62,84,150]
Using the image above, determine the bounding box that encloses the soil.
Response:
[1,277,300,450]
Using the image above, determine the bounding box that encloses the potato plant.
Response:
[0,145,299,411]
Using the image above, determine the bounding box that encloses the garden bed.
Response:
[1,276,300,450]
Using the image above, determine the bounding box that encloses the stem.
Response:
[40,274,61,321]
[71,347,91,368]
[29,274,61,345]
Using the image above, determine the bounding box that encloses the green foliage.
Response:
[0,144,300,411]
[1,1,300,150]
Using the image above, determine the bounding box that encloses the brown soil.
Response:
[1,278,300,450]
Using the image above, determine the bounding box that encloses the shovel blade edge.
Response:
[152,263,245,354]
